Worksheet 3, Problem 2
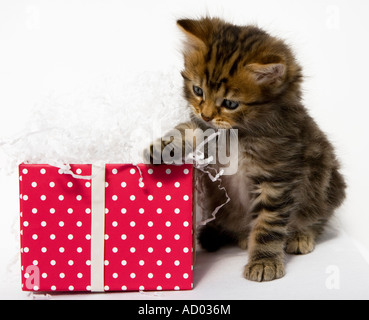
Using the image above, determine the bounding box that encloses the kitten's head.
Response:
[177,17,302,130]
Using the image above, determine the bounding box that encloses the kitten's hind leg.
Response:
[198,224,236,252]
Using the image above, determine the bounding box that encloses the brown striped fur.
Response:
[146,17,346,281]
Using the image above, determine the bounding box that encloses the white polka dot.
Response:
[112,247,118,253]
[85,181,91,188]
[77,273,83,278]
[130,221,136,227]
[50,260,56,265]
[42,273,47,278]
[130,168,136,174]
[156,182,162,188]
[33,285,39,291]
[165,247,171,253]
[105,208,109,215]
[68,234,73,240]
[183,247,189,253]
[139,234,144,240]
[59,247,65,253]
[77,247,82,253]
[157,234,162,240]
[174,234,180,240]
[67,182,73,188]
[58,195,64,201]
[31,182,37,188]
[184,221,190,227]
[174,260,180,266]
[112,168,118,174]
[40,195,46,201]
[22,168,28,174]
[183,195,189,201]
[130,273,136,279]
[130,195,135,201]
[139,181,144,188]
[183,273,189,279]
[165,195,171,201]
[157,208,162,214]
[112,221,118,227]
[41,221,46,227]
[174,182,180,188]
[174,208,180,214]
[148,247,153,253]
[121,285,127,290]
[139,260,144,266]
[32,208,37,214]
[58,169,63,174]
[68,260,74,266]
[148,273,154,279]
[104,260,109,266]
[130,247,136,253]
[51,285,56,291]
[112,273,118,279]
[166,273,171,279]
[166,169,171,174]
[121,260,127,266]
[148,195,153,201]
[76,168,82,174]
[69,285,74,291]
[148,221,153,227]
[76,221,82,227]
[157,286,162,290]
[105,182,109,188]
[121,208,127,214]
[23,221,29,227]
[76,195,82,201]
[41,247,47,253]
[50,208,55,214]
[49,181,55,188]
[121,181,127,188]
[148,168,153,174]
[59,273,65,278]
[50,234,55,240]
[59,221,64,227]
[139,285,145,291]
[86,234,91,240]
[33,260,38,265]
[40,168,46,174]
[85,208,91,214]
[165,221,171,227]
[157,260,162,266]
[104,286,109,291]
[22,195,28,201]
[174,286,180,290]
[184,168,189,174]
[139,208,144,214]
[121,234,127,240]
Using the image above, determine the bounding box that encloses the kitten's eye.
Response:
[222,99,239,110]
[193,85,203,97]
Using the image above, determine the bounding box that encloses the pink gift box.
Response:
[19,163,194,292]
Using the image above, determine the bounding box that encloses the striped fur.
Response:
[147,18,346,281]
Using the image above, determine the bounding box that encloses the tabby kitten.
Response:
[146,17,346,281]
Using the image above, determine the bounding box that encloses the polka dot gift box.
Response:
[19,163,194,292]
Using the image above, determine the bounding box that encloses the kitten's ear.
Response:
[177,18,213,50]
[247,63,286,86]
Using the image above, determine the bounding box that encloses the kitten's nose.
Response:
[201,113,213,122]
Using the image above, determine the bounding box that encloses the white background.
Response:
[1,0,369,298]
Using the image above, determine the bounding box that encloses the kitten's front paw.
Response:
[244,259,285,282]
[285,233,315,255]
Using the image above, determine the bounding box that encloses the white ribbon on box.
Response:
[90,165,106,292]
